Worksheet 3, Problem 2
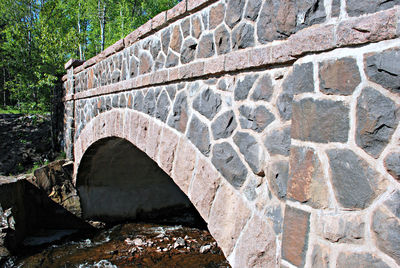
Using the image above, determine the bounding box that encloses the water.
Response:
[3,222,230,268]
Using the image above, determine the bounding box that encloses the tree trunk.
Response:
[98,0,107,51]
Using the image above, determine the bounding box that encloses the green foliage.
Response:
[0,0,179,112]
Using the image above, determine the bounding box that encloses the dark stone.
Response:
[257,0,325,44]
[319,57,361,95]
[283,62,314,94]
[239,105,275,133]
[166,51,179,68]
[384,152,400,181]
[265,205,283,234]
[170,25,182,53]
[365,48,400,95]
[150,39,161,60]
[197,33,215,58]
[112,95,119,108]
[119,94,126,108]
[264,127,291,156]
[327,149,384,209]
[181,18,191,38]
[267,160,289,200]
[356,87,399,158]
[166,85,177,100]
[211,142,248,189]
[232,22,255,50]
[336,252,390,268]
[234,74,258,101]
[187,114,211,156]
[129,57,139,78]
[202,10,209,30]
[139,52,153,75]
[211,110,237,140]
[191,15,202,39]
[161,28,171,55]
[225,0,245,28]
[233,132,264,175]
[143,89,156,116]
[277,92,294,121]
[111,70,121,83]
[156,91,171,122]
[134,91,144,112]
[346,0,400,17]
[214,25,231,55]
[244,0,262,21]
[167,91,189,133]
[291,98,349,143]
[155,53,165,70]
[384,190,400,218]
[251,74,273,101]
[192,88,222,120]
[331,0,340,17]
[180,38,198,64]
[209,3,225,30]
[281,206,310,267]
[243,177,258,201]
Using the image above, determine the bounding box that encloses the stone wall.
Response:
[63,0,400,267]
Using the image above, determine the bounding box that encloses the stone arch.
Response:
[74,109,277,267]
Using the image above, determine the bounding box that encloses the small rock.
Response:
[200,244,212,253]
[173,237,185,248]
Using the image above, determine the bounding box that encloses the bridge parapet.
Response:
[63,1,400,267]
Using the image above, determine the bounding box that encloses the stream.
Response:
[3,222,230,268]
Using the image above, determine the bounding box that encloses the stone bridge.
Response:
[62,0,400,267]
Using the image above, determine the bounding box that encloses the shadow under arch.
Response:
[76,136,204,226]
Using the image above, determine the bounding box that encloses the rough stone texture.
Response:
[239,105,275,133]
[336,252,390,268]
[282,62,314,94]
[266,160,289,200]
[180,38,198,64]
[189,157,220,222]
[211,110,237,140]
[150,39,161,60]
[287,146,329,208]
[197,33,215,59]
[291,98,349,143]
[244,0,262,21]
[214,25,231,55]
[257,0,325,44]
[251,74,273,102]
[372,206,400,265]
[233,132,264,175]
[170,25,182,53]
[281,206,310,267]
[311,244,330,268]
[327,149,386,209]
[232,22,255,50]
[209,3,225,30]
[172,138,197,194]
[191,15,202,39]
[234,74,258,101]
[129,57,139,77]
[161,28,171,55]
[186,114,211,156]
[211,142,248,189]
[192,88,222,120]
[233,215,276,267]
[180,18,190,38]
[143,89,156,116]
[159,127,179,176]
[133,91,144,112]
[243,176,258,201]
[155,90,170,122]
[319,57,361,95]
[365,48,400,95]
[331,0,340,17]
[165,51,179,68]
[385,152,400,181]
[346,0,400,17]
[264,126,291,156]
[225,0,245,29]
[317,213,365,244]
[168,91,189,133]
[208,182,251,255]
[356,87,399,158]
[139,52,153,75]
[384,190,400,218]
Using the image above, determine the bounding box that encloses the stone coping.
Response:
[63,6,400,101]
